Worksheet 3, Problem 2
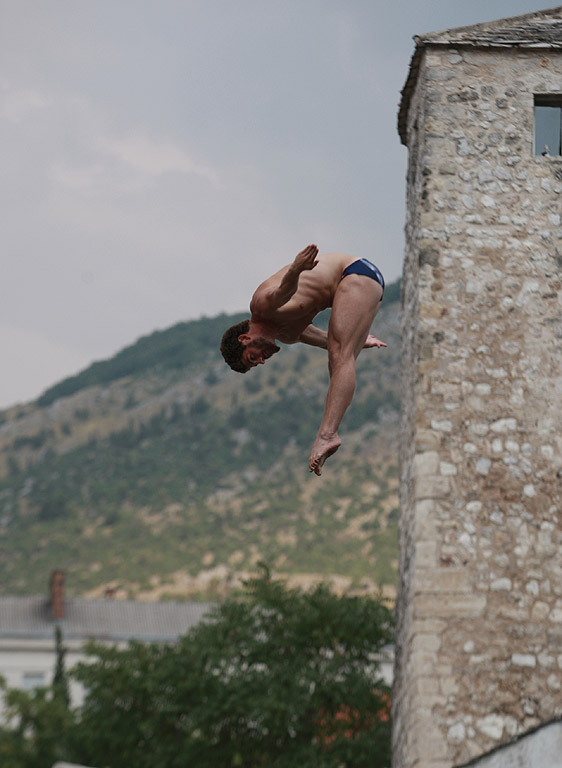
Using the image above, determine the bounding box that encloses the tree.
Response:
[0,571,394,767]
[0,663,75,768]
[53,625,70,708]
[72,568,394,768]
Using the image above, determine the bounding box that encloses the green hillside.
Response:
[0,283,401,600]
[37,312,248,407]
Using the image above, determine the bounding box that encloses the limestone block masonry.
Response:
[394,9,562,768]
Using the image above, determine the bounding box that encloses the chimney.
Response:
[50,570,65,621]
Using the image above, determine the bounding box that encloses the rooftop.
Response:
[398,6,562,144]
[0,595,213,643]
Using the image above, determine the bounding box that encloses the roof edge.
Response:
[397,6,562,145]
[415,5,562,46]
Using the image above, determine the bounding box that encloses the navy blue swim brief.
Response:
[341,258,385,295]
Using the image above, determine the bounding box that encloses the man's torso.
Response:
[250,253,352,343]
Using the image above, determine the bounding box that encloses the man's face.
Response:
[239,337,280,370]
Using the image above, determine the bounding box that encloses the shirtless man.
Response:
[220,245,386,475]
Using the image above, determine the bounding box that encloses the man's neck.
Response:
[248,318,277,340]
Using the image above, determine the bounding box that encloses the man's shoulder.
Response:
[249,288,273,318]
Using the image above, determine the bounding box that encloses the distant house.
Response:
[0,571,212,706]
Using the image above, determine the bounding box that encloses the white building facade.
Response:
[0,572,211,710]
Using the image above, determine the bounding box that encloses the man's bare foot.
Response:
[308,434,342,476]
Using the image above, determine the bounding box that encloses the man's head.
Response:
[220,319,280,373]
[220,319,251,373]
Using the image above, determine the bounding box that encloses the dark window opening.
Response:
[534,95,562,156]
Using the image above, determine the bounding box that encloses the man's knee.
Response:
[328,341,355,370]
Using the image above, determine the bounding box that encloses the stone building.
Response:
[394,7,562,768]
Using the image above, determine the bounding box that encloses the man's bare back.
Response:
[220,245,386,475]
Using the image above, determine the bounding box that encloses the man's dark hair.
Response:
[220,319,250,373]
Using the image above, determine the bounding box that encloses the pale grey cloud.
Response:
[0,82,51,123]
[97,133,225,188]
[0,0,544,407]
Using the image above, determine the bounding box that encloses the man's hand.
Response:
[363,335,387,349]
[292,244,319,272]
[251,245,319,316]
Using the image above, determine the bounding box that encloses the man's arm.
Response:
[298,328,387,349]
[251,245,318,315]
[298,324,328,348]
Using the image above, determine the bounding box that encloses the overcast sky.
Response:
[0,0,546,408]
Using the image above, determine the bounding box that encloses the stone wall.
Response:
[394,45,562,768]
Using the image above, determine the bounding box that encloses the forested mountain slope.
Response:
[0,282,401,599]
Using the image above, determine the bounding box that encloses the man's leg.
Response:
[309,275,383,476]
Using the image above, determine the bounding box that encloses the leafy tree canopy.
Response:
[0,570,393,768]
[72,568,393,768]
